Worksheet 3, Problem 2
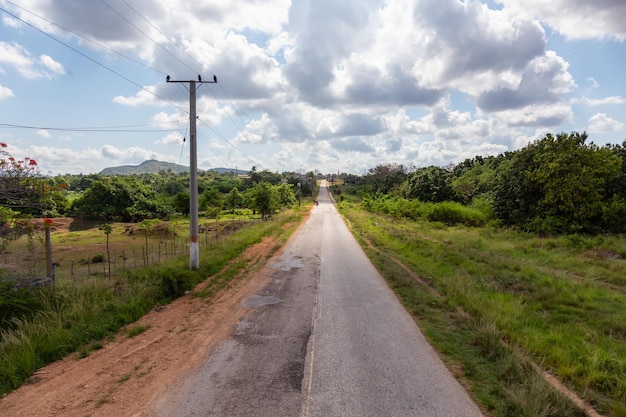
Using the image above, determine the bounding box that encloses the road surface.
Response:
[152,181,484,417]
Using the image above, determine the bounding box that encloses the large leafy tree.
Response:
[368,163,407,194]
[246,182,279,219]
[493,132,621,233]
[71,176,171,221]
[403,166,455,202]
[276,183,297,207]
[225,187,243,212]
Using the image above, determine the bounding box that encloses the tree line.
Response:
[1,142,317,224]
[3,131,626,234]
[340,132,626,234]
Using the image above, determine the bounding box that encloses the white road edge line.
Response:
[299,263,322,417]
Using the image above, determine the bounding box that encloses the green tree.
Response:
[368,163,407,194]
[403,166,455,202]
[451,158,499,204]
[173,191,190,215]
[199,188,223,210]
[71,176,170,221]
[493,132,621,233]
[225,187,243,213]
[247,182,279,219]
[276,183,297,207]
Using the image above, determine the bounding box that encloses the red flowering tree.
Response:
[0,142,45,213]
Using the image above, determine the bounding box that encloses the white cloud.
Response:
[0,83,14,99]
[40,54,64,75]
[586,77,600,89]
[36,129,51,138]
[3,0,626,175]
[571,96,625,106]
[498,0,626,40]
[476,51,574,112]
[588,113,624,133]
[490,103,574,128]
[113,85,160,106]
[0,41,65,79]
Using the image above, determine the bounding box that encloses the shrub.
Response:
[424,201,487,227]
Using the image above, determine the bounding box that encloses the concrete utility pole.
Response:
[166,74,217,269]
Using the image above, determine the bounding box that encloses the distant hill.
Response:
[99,160,189,175]
[99,160,247,176]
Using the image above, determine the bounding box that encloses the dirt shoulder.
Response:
[0,235,282,417]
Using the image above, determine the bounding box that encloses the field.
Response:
[338,200,626,417]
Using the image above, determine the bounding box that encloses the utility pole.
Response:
[166,74,217,269]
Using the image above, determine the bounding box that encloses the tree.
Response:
[225,187,243,213]
[71,176,171,221]
[367,163,407,194]
[276,183,297,207]
[451,157,499,204]
[199,188,223,210]
[0,142,45,213]
[247,182,279,219]
[173,191,190,215]
[493,132,621,233]
[403,166,455,202]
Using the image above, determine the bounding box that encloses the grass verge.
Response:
[338,201,626,417]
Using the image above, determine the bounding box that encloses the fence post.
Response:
[45,227,54,287]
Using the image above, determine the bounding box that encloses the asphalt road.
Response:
[153,181,484,417]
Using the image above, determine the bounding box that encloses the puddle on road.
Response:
[241,295,282,309]
[269,251,304,271]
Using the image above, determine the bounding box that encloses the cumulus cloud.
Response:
[571,96,625,106]
[588,113,625,133]
[491,103,574,127]
[476,51,574,112]
[40,54,64,74]
[4,0,625,175]
[0,83,14,99]
[0,41,65,79]
[332,137,375,153]
[497,0,626,40]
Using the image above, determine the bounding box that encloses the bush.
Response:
[91,254,104,263]
[424,201,487,227]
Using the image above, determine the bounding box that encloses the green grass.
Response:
[0,206,309,395]
[338,200,626,417]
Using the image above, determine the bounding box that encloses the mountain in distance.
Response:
[99,160,189,175]
[99,160,246,175]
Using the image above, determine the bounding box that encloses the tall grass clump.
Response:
[361,194,488,226]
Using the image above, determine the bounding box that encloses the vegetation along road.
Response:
[152,181,484,417]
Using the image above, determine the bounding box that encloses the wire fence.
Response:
[0,218,257,286]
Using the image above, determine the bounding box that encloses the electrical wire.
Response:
[0,122,181,133]
[99,0,199,76]
[4,0,167,76]
[0,5,189,115]
[100,1,272,171]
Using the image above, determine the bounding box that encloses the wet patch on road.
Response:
[241,295,282,309]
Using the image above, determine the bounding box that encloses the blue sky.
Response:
[0,0,625,175]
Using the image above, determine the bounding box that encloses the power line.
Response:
[4,0,167,76]
[0,5,189,115]
[99,0,199,76]
[0,122,182,133]
[100,1,268,170]
[119,0,206,75]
